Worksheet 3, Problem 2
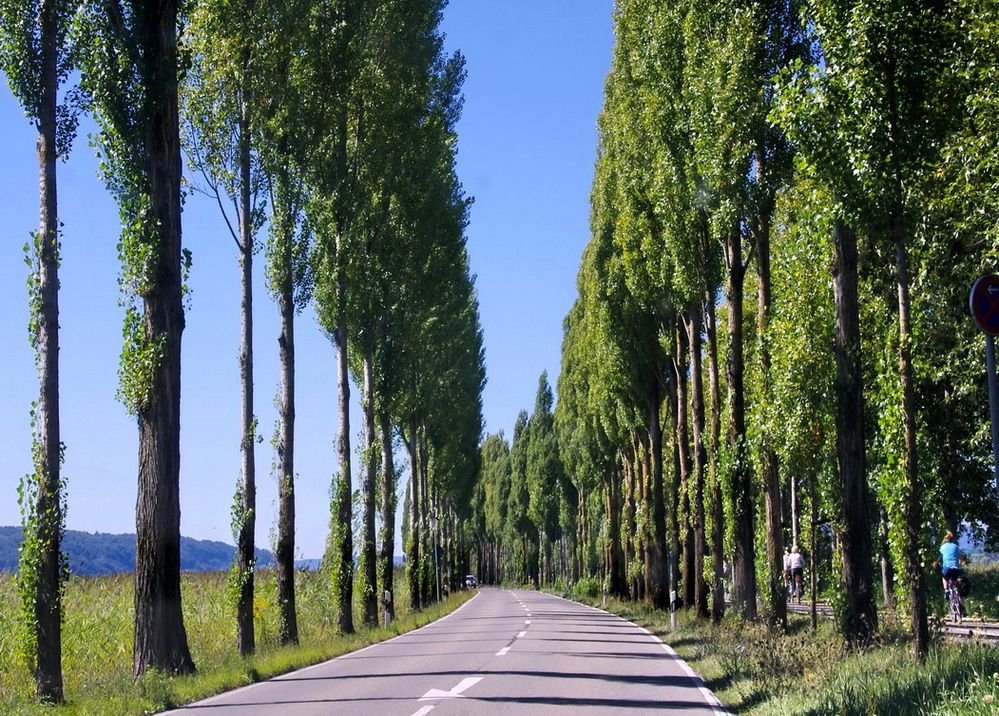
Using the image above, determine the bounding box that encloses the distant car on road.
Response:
[465,574,477,588]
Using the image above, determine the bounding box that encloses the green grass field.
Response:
[0,568,471,715]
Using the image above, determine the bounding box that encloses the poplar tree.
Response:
[0,0,79,700]
[78,0,194,675]
[183,0,266,656]
[257,0,313,645]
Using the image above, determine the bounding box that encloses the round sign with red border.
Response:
[970,274,999,335]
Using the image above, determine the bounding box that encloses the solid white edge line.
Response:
[186,591,483,709]
[549,592,731,716]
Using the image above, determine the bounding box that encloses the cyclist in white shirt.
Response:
[788,545,805,603]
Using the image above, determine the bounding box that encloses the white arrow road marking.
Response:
[496,646,511,656]
[420,676,483,701]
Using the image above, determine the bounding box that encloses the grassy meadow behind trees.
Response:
[0,567,471,715]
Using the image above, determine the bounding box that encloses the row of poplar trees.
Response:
[470,0,999,663]
[1,0,484,703]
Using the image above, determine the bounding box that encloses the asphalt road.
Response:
[167,588,726,715]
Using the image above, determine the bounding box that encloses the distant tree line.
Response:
[467,0,999,664]
[0,526,276,575]
[1,0,483,702]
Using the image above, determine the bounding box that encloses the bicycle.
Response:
[944,575,963,624]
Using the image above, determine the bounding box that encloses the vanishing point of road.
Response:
[167,588,727,714]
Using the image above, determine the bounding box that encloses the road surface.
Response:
[167,588,726,714]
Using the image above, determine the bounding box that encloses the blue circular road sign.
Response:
[971,274,999,335]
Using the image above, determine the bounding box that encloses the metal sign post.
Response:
[969,274,999,498]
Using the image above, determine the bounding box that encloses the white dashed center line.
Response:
[496,646,511,656]
[517,630,527,638]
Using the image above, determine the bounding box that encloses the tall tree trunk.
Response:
[133,0,194,676]
[666,361,682,606]
[406,418,422,609]
[831,213,877,643]
[623,451,636,598]
[33,0,64,697]
[360,348,379,626]
[879,504,895,610]
[332,278,354,634]
[686,306,709,618]
[379,409,397,620]
[235,91,256,657]
[605,470,627,596]
[705,297,726,622]
[649,393,668,608]
[810,468,819,632]
[892,205,928,658]
[756,199,786,631]
[275,267,297,645]
[790,472,799,553]
[420,433,433,606]
[674,323,694,608]
[726,226,757,619]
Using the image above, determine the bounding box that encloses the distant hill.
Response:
[0,526,273,576]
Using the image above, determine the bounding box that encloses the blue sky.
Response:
[0,1,614,559]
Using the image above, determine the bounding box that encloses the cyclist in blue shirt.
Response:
[939,530,965,613]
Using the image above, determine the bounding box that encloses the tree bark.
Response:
[379,409,397,621]
[359,347,379,626]
[726,225,757,619]
[892,205,928,658]
[756,199,786,631]
[235,82,256,657]
[686,306,709,618]
[666,361,682,606]
[406,418,422,609]
[605,469,627,596]
[623,449,636,598]
[879,504,895,611]
[333,277,354,634]
[275,269,298,645]
[705,297,726,622]
[674,322,695,608]
[420,432,433,606]
[831,213,877,643]
[133,0,194,676]
[648,392,668,609]
[33,0,64,698]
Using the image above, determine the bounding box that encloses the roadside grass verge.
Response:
[962,562,999,622]
[0,568,472,715]
[563,591,999,715]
